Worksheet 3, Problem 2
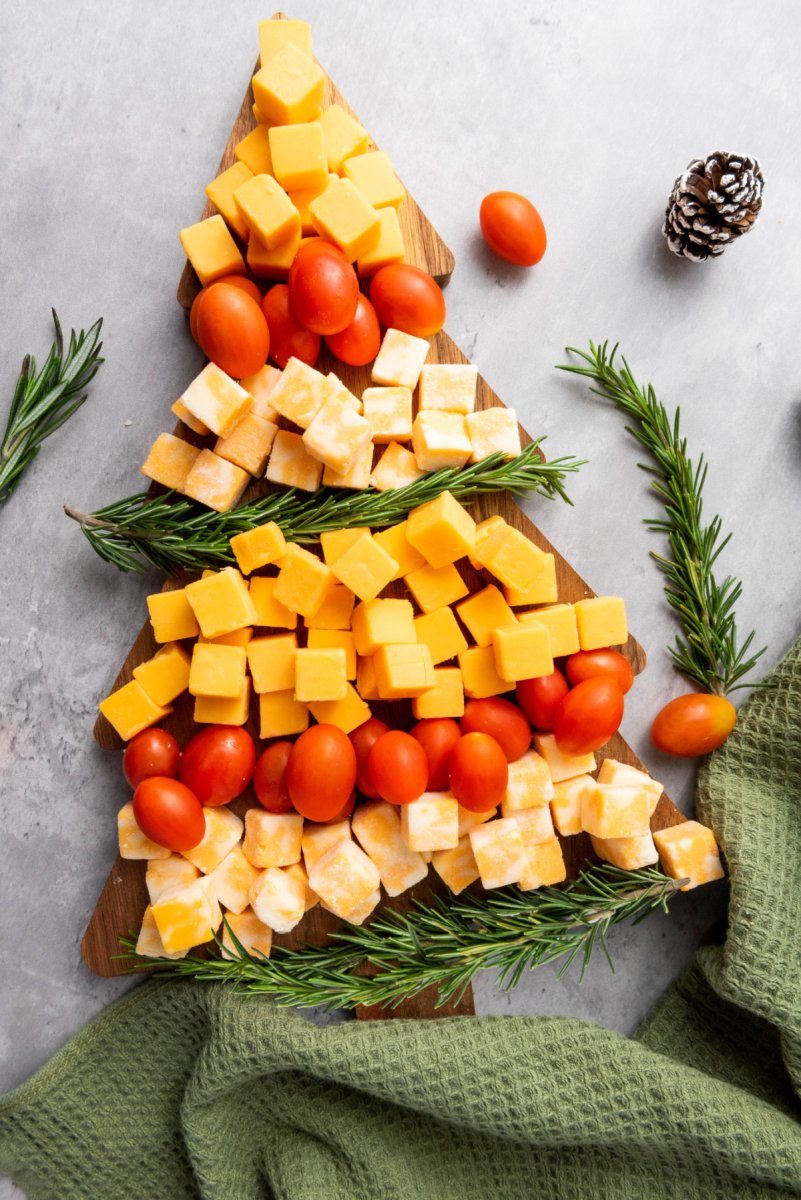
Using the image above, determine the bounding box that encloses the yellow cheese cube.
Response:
[373,520,427,579]
[308,837,381,917]
[518,836,567,891]
[259,689,309,738]
[208,842,261,915]
[505,555,558,606]
[591,832,659,871]
[412,666,465,719]
[469,818,528,888]
[252,41,325,126]
[234,174,300,250]
[295,647,348,702]
[419,365,477,415]
[247,228,302,280]
[258,18,313,66]
[330,532,398,601]
[247,633,297,694]
[181,363,253,438]
[468,516,507,570]
[375,643,436,699]
[372,328,429,389]
[369,441,426,491]
[550,775,594,836]
[146,855,200,904]
[581,784,651,840]
[456,585,516,648]
[509,806,555,851]
[430,835,480,895]
[319,104,368,174]
[458,645,515,699]
[304,585,355,630]
[361,386,413,443]
[404,562,469,615]
[183,806,244,874]
[268,358,329,428]
[234,125,276,178]
[501,750,554,814]
[250,867,305,932]
[307,630,356,679]
[457,804,497,838]
[532,732,596,783]
[465,408,522,462]
[492,620,553,683]
[193,676,251,726]
[518,604,578,657]
[301,819,352,872]
[356,655,380,701]
[322,441,374,490]
[309,177,380,262]
[230,521,286,576]
[99,682,173,743]
[265,430,323,492]
[351,597,416,656]
[287,175,336,236]
[303,398,373,474]
[352,800,428,896]
[189,643,246,699]
[413,607,468,665]
[282,860,320,912]
[248,578,297,630]
[401,792,459,852]
[183,450,250,514]
[179,215,246,287]
[221,907,273,960]
[205,161,254,241]
[243,809,304,869]
[412,411,473,472]
[118,802,171,860]
[574,597,629,650]
[252,101,272,125]
[343,149,405,209]
[406,490,476,569]
[132,641,191,707]
[320,526,371,565]
[147,588,200,642]
[141,432,201,492]
[356,206,405,278]
[185,567,258,640]
[274,544,335,617]
[214,413,277,478]
[308,683,372,734]
[474,524,548,593]
[239,364,281,421]
[597,759,663,816]
[652,820,725,891]
[152,876,220,953]
[171,398,210,436]
[269,122,327,191]
[199,625,254,648]
[136,906,189,960]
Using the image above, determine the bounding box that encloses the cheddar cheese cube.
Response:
[352,800,428,896]
[574,597,628,650]
[288,175,336,236]
[308,837,381,917]
[193,676,251,726]
[411,667,465,719]
[362,387,413,443]
[234,124,275,178]
[597,759,663,816]
[469,515,507,570]
[307,630,356,679]
[457,804,497,838]
[405,562,469,614]
[320,526,370,565]
[132,641,191,707]
[147,588,200,642]
[259,689,309,738]
[136,906,188,961]
[198,627,253,648]
[351,597,416,656]
[465,408,522,462]
[303,399,373,475]
[357,206,405,278]
[374,643,436,699]
[458,645,514,699]
[208,842,261,915]
[318,103,368,174]
[214,413,277,478]
[550,775,594,836]
[268,359,329,428]
[258,17,312,66]
[518,836,567,891]
[282,860,320,912]
[356,655,380,701]
[406,491,476,569]
[501,750,554,814]
[309,177,380,261]
[456,585,516,648]
[189,643,247,699]
[183,806,244,874]
[250,867,305,933]
[591,832,659,871]
[653,820,725,891]
[185,567,258,640]
[373,521,427,579]
[274,544,335,617]
[146,855,200,904]
[179,215,246,287]
[295,647,348,702]
[505,555,558,606]
[184,450,250,514]
[205,161,254,241]
[252,41,325,126]
[265,430,323,492]
[532,733,596,783]
[308,683,371,734]
[171,398,210,436]
[243,809,304,869]
[520,605,578,657]
[474,524,549,593]
[247,633,298,693]
[221,907,273,960]
[304,585,355,630]
[469,818,528,889]
[492,620,553,683]
[152,876,220,953]
[322,442,374,490]
[247,228,302,280]
[269,122,327,191]
[249,578,297,630]
[230,521,287,576]
[118,802,170,860]
[239,364,281,421]
[369,441,426,491]
[412,412,472,472]
[301,819,352,872]
[234,174,300,250]
[509,805,555,848]
[372,328,429,390]
[343,149,405,209]
[181,363,253,438]
[141,433,201,492]
[99,682,173,743]
[413,607,468,665]
[401,792,459,852]
[431,835,481,895]
[419,365,477,415]
[581,784,651,840]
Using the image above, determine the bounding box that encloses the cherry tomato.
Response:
[516,670,569,730]
[253,741,295,813]
[196,282,270,378]
[410,718,462,791]
[132,777,205,852]
[369,264,446,337]
[368,730,429,805]
[189,276,262,344]
[567,649,634,695]
[553,677,624,755]
[179,726,256,807]
[479,192,547,267]
[288,241,359,335]
[323,293,381,365]
[122,728,180,789]
[448,732,508,812]
[349,717,389,797]
[460,698,531,762]
[651,694,737,757]
[261,284,321,369]
[323,789,356,823]
[287,724,357,820]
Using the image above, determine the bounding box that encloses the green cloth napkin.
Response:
[3,642,801,1200]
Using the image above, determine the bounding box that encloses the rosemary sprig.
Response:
[558,342,767,695]
[1,310,104,504]
[119,865,686,1011]
[65,440,585,576]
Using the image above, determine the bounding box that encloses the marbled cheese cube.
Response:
[181,363,253,438]
[458,644,515,700]
[474,524,549,593]
[250,867,306,932]
[249,578,297,631]
[308,177,380,261]
[356,654,380,701]
[259,690,309,738]
[418,364,477,414]
[550,774,594,836]
[215,413,278,478]
[357,206,406,278]
[247,633,298,693]
[184,807,244,874]
[208,842,261,914]
[401,792,459,852]
[492,620,553,683]
[468,516,507,570]
[456,585,517,648]
[308,682,372,734]
[405,562,469,615]
[413,608,468,665]
[505,555,558,606]
[179,215,246,287]
[266,430,323,492]
[234,124,276,178]
[352,800,428,896]
[597,759,663,816]
[591,832,659,871]
[304,585,355,631]
[469,818,528,889]
[239,364,282,421]
[274,544,335,617]
[431,835,481,895]
[325,887,381,926]
[342,149,404,208]
[372,328,429,390]
[100,683,173,744]
[189,642,247,699]
[136,906,189,960]
[330,532,398,601]
[406,490,476,569]
[362,387,413,443]
[351,597,416,656]
[509,805,555,847]
[147,588,200,642]
[269,121,327,191]
[303,399,373,475]
[373,521,427,579]
[282,860,320,911]
[465,408,522,463]
[295,646,348,701]
[133,642,191,707]
[501,750,554,814]
[653,821,725,891]
[243,809,304,869]
[141,433,201,492]
[322,442,373,490]
[183,450,250,514]
[268,358,329,429]
[532,732,596,783]
[412,666,465,718]
[322,372,362,413]
[581,784,651,840]
[318,103,368,174]
[118,802,171,860]
[412,411,472,472]
[375,643,436,699]
[302,819,352,872]
[518,836,567,891]
[370,441,427,491]
[230,521,286,576]
[152,875,221,953]
[307,630,356,679]
[574,597,628,650]
[457,804,497,838]
[520,605,579,657]
[221,907,273,960]
[185,567,258,640]
[171,398,211,436]
[205,160,254,241]
[193,676,251,727]
[146,855,200,904]
[320,526,370,565]
[308,837,381,917]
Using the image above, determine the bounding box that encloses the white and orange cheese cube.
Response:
[183,806,244,875]
[301,819,352,872]
[208,842,261,915]
[322,441,374,490]
[303,398,373,475]
[580,784,651,840]
[412,411,472,472]
[550,774,594,836]
[327,887,381,926]
[400,792,459,852]
[183,450,250,514]
[136,906,189,960]
[250,867,306,932]
[591,832,659,871]
[372,328,429,390]
[369,441,426,491]
[181,363,253,438]
[267,358,329,429]
[243,809,303,869]
[282,860,320,912]
[308,837,381,918]
[146,855,200,904]
[532,733,596,783]
[308,683,372,734]
[431,835,481,895]
[465,408,522,462]
[362,387,413,443]
[141,433,201,492]
[118,802,171,861]
[653,821,725,891]
[215,413,278,478]
[509,805,555,848]
[469,818,528,889]
[597,759,663,816]
[221,907,273,960]
[171,398,211,436]
[152,875,221,954]
[457,804,497,838]
[518,837,567,891]
[574,597,628,650]
[265,430,323,492]
[352,800,428,896]
[100,682,173,743]
[501,751,554,814]
[239,364,281,421]
[418,364,477,415]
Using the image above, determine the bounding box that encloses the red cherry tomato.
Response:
[288,241,359,335]
[261,284,321,369]
[323,789,356,823]
[189,276,262,343]
[651,694,737,758]
[196,281,270,378]
[132,777,205,852]
[479,192,547,267]
[349,717,389,797]
[286,724,357,820]
[516,670,569,730]
[368,730,429,805]
[410,718,462,791]
[448,732,508,812]
[323,293,381,365]
[566,649,634,695]
[179,726,256,807]
[253,741,295,813]
[369,264,446,337]
[122,728,180,789]
[460,698,531,762]
[553,677,624,755]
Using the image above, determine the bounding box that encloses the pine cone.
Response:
[662,152,764,261]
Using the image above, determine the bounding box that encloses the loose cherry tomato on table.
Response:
[553,677,624,756]
[324,293,381,365]
[368,730,429,805]
[349,717,390,797]
[261,284,321,369]
[410,718,462,791]
[566,648,634,695]
[651,694,737,757]
[479,192,547,267]
[460,697,531,762]
[287,724,357,820]
[179,726,256,807]
[133,777,205,852]
[253,741,295,813]
[196,282,270,377]
[448,732,508,812]
[122,728,180,789]
[516,670,569,730]
[189,276,262,343]
[288,241,359,335]
[369,264,446,337]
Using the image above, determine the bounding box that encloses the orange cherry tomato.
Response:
[479,192,547,267]
[448,732,508,812]
[349,717,389,798]
[196,282,270,377]
[286,724,357,820]
[132,777,205,852]
[460,697,531,762]
[189,276,262,344]
[253,741,295,813]
[261,284,321,369]
[516,670,569,730]
[179,725,256,807]
[122,728,180,789]
[288,241,359,335]
[323,293,381,365]
[553,677,624,755]
[368,730,429,805]
[651,694,737,757]
[369,264,446,337]
[567,649,635,695]
[410,718,462,791]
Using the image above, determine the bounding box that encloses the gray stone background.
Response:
[1,1,798,1188]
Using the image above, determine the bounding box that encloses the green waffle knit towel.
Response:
[3,641,801,1200]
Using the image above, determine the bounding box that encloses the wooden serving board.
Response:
[81,16,688,1018]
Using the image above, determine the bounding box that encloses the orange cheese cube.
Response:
[184,450,250,514]
[343,150,405,209]
[234,124,276,178]
[183,806,244,875]
[181,363,253,438]
[171,398,210,436]
[282,860,320,912]
[265,430,323,492]
[509,805,555,848]
[214,413,277,478]
[458,644,514,699]
[258,18,312,66]
[179,215,246,286]
[406,490,476,569]
[518,836,567,891]
[118,802,170,860]
[248,578,297,630]
[294,647,348,701]
[205,161,254,241]
[597,759,663,816]
[373,520,427,579]
[309,177,380,261]
[519,604,579,657]
[234,174,300,250]
[375,643,435,699]
[412,412,472,472]
[99,682,173,743]
[501,750,554,814]
[468,516,506,570]
[474,524,549,593]
[352,800,428,896]
[252,41,325,126]
[505,555,558,606]
[146,855,200,904]
[308,837,381,918]
[370,441,426,491]
[308,683,371,734]
[574,597,628,650]
[268,358,329,428]
[653,821,725,890]
[465,408,522,462]
[320,526,371,565]
[362,386,413,443]
[401,791,459,852]
[307,630,356,679]
[135,906,189,961]
[591,832,659,871]
[356,655,380,701]
[185,567,258,640]
[269,122,327,191]
[250,867,305,932]
[301,819,352,872]
[287,175,335,236]
[550,774,594,836]
[208,842,261,915]
[230,521,286,576]
[319,104,368,174]
[147,588,200,642]
[322,441,374,490]
[413,607,468,665]
[240,364,281,421]
[431,835,480,895]
[581,784,651,840]
[274,544,335,617]
[357,206,405,278]
[456,585,516,647]
[372,327,429,389]
[304,585,355,630]
[405,562,469,615]
[189,643,246,699]
[351,597,416,656]
[469,818,528,889]
[132,641,191,707]
[198,627,253,648]
[259,689,309,738]
[419,365,477,415]
[492,620,553,682]
[457,804,497,838]
[247,227,302,280]
[193,675,251,726]
[411,666,465,719]
[141,432,201,492]
[532,732,596,783]
[330,532,398,601]
[303,398,373,475]
[152,876,220,953]
[243,809,304,869]
[247,632,297,693]
[221,907,273,960]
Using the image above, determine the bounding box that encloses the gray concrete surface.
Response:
[1,0,798,1187]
